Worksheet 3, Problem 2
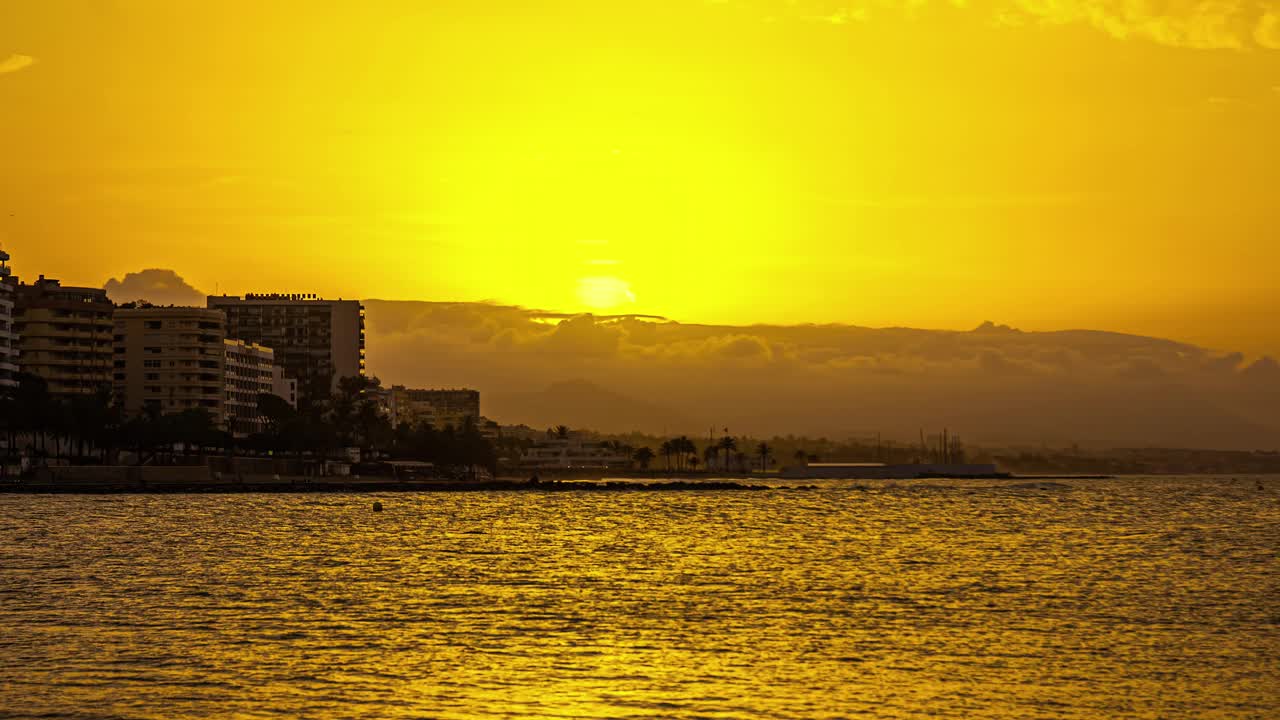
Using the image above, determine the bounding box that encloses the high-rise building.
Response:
[207,294,364,401]
[8,275,113,398]
[223,339,276,436]
[388,386,480,430]
[0,252,17,390]
[113,307,226,419]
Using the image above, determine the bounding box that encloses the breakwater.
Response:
[1,466,784,494]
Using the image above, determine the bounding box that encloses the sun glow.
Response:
[420,66,793,319]
[4,1,1279,351]
[577,275,637,310]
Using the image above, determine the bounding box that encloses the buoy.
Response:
[372,501,383,512]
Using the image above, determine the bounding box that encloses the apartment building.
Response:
[9,275,113,397]
[0,252,16,390]
[113,306,226,419]
[224,339,275,436]
[207,293,364,401]
[387,386,481,430]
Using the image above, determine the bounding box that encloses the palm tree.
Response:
[703,444,719,472]
[793,448,807,466]
[718,435,737,472]
[659,440,673,471]
[632,446,655,470]
[688,455,700,472]
[676,436,694,472]
[555,425,570,439]
[757,442,772,472]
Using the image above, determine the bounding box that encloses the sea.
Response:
[1,476,1277,719]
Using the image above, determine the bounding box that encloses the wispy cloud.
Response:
[731,1,1280,49]
[1009,0,1280,50]
[0,54,36,75]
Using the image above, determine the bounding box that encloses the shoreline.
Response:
[0,472,1121,494]
[0,477,786,495]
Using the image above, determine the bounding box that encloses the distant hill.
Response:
[487,379,703,435]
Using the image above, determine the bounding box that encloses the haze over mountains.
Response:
[104,269,1280,450]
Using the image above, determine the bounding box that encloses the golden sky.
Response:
[2,1,1278,354]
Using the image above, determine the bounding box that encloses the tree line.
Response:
[0,373,495,472]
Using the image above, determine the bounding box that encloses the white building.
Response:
[223,339,276,436]
[519,435,631,470]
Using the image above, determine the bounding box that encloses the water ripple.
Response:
[0,476,1276,718]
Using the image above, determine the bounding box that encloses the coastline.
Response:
[0,467,1118,494]
[0,475,784,494]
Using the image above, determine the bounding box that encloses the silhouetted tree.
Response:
[632,446,655,470]
[757,442,772,472]
[256,393,296,437]
[673,435,695,472]
[703,444,719,471]
[719,435,737,472]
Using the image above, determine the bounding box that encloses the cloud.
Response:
[1241,356,1280,385]
[541,314,624,357]
[360,299,1280,448]
[103,269,206,307]
[738,1,1280,49]
[0,54,36,75]
[1258,11,1280,48]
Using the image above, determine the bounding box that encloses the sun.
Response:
[577,276,636,311]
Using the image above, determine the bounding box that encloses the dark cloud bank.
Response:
[98,270,1280,449]
[364,302,1280,450]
